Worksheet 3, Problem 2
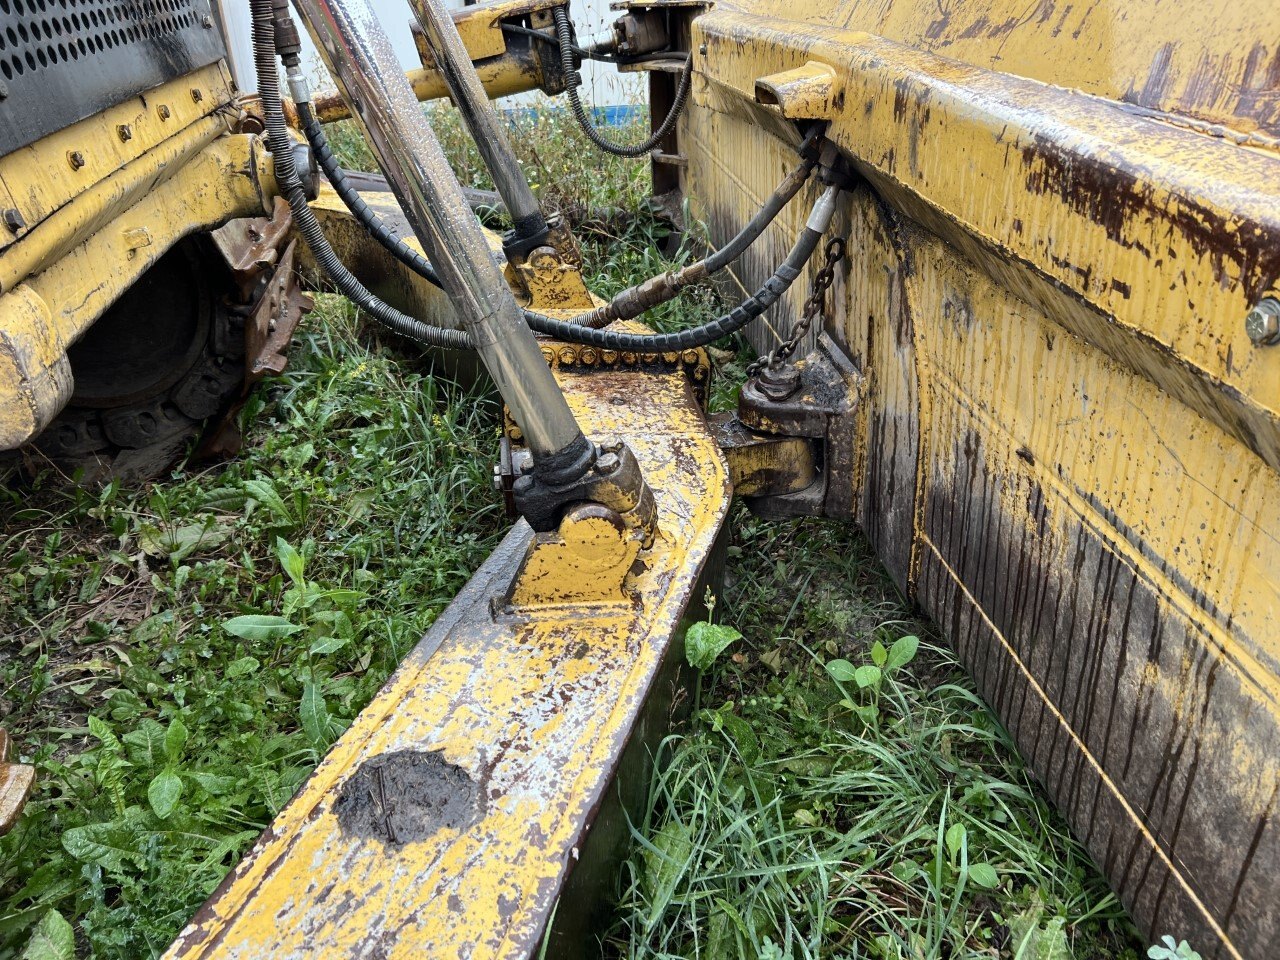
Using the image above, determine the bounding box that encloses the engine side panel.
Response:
[0,0,228,156]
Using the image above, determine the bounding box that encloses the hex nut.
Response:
[1245,297,1280,346]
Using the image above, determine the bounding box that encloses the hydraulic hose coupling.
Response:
[807,185,839,234]
[272,0,304,67]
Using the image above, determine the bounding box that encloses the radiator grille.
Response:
[0,0,227,155]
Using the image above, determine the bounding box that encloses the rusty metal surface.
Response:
[166,330,731,958]
[243,240,313,382]
[706,0,1280,143]
[736,334,863,519]
[0,729,33,836]
[677,3,1280,956]
[210,198,297,299]
[708,411,817,497]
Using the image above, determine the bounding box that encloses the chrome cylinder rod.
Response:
[406,0,546,240]
[291,0,588,465]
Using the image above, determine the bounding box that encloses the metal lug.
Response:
[735,333,863,518]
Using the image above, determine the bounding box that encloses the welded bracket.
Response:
[708,411,819,498]
[726,333,863,518]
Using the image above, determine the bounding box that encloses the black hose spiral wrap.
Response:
[301,104,445,290]
[251,0,471,351]
[524,222,827,352]
[299,108,835,352]
[551,6,693,159]
[258,1,838,354]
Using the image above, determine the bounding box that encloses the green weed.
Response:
[604,515,1144,959]
[0,298,503,957]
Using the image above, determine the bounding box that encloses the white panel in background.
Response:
[215,0,640,107]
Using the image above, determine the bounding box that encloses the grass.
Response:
[603,517,1143,959]
[0,302,505,957]
[1,98,1146,958]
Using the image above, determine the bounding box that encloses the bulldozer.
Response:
[0,0,1276,956]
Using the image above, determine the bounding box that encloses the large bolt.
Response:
[117,124,132,142]
[157,104,171,121]
[67,151,86,170]
[756,362,801,401]
[3,208,25,234]
[1245,296,1280,346]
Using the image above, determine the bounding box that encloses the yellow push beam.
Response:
[167,346,730,958]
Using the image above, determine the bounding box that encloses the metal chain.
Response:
[747,236,847,378]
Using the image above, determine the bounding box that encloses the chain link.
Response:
[747,237,847,378]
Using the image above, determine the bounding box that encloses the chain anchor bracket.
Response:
[746,235,846,400]
[722,236,862,518]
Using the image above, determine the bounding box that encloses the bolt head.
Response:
[67,151,85,170]
[595,452,621,475]
[756,362,801,401]
[117,124,132,142]
[157,104,171,121]
[1245,297,1280,346]
[3,208,25,233]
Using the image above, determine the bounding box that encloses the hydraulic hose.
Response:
[525,185,841,352]
[300,101,444,290]
[251,0,471,351]
[552,6,692,159]
[304,97,837,351]
[260,1,838,357]
[301,105,819,333]
[576,155,818,327]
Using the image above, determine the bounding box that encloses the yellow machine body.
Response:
[1,0,1277,957]
[670,1,1279,957]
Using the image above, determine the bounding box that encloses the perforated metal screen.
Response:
[0,0,228,154]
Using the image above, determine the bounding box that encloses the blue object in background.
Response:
[499,104,641,126]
